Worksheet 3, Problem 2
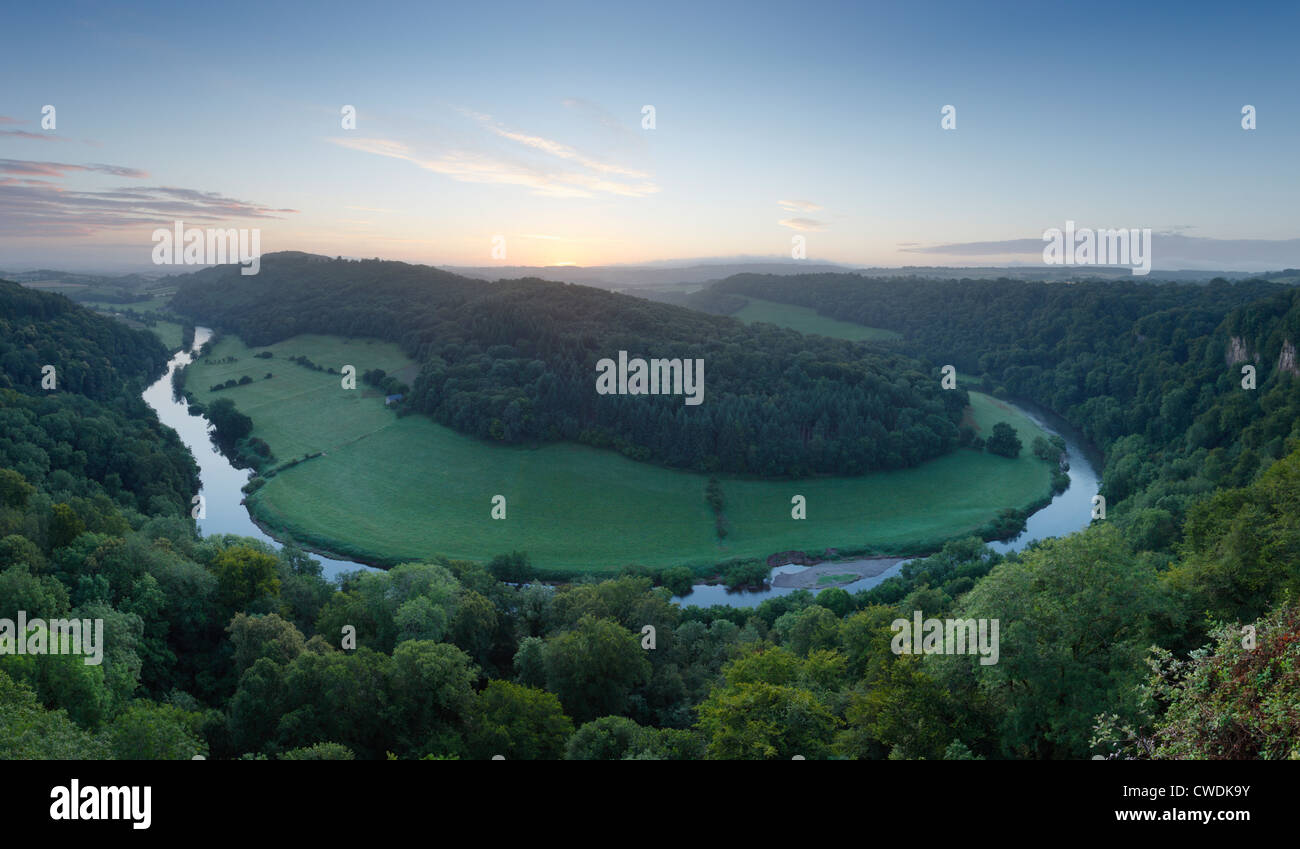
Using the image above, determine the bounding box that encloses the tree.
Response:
[226,657,290,755]
[210,546,281,613]
[450,590,498,667]
[512,636,547,688]
[933,524,1163,759]
[985,422,1022,458]
[564,715,643,760]
[384,640,477,758]
[107,700,206,759]
[1031,434,1064,462]
[773,604,840,656]
[487,551,534,584]
[542,616,651,723]
[696,681,840,759]
[466,680,573,760]
[624,727,707,760]
[1166,447,1300,626]
[278,742,355,760]
[48,503,86,551]
[0,564,70,620]
[0,469,34,510]
[835,652,958,761]
[0,535,45,573]
[0,670,109,759]
[1,644,111,730]
[227,613,305,676]
[274,647,393,759]
[659,566,696,597]
[205,397,253,447]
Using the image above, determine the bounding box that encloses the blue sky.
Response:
[2,0,1297,271]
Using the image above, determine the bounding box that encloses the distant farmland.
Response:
[733,296,902,342]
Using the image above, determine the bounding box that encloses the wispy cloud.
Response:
[0,159,297,237]
[0,129,65,142]
[330,106,659,199]
[904,233,1300,269]
[0,159,148,178]
[779,217,826,231]
[465,109,650,180]
[778,199,822,213]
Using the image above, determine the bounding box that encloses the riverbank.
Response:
[141,327,378,581]
[193,334,1058,573]
[673,391,1102,606]
[771,557,904,588]
[159,327,1067,581]
[244,508,394,572]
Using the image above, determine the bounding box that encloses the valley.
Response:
[179,331,1056,572]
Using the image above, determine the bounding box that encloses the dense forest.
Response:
[168,254,968,476]
[0,281,197,516]
[713,273,1300,548]
[3,274,1299,760]
[0,280,174,399]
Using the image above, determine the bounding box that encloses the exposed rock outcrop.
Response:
[1226,335,1252,366]
[1278,339,1299,377]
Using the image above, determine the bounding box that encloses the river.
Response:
[672,398,1102,608]
[146,331,1100,593]
[142,327,377,581]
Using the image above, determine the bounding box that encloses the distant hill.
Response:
[442,260,857,290]
[443,261,1298,289]
[704,269,1300,538]
[168,253,970,477]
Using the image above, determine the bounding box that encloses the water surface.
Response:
[672,399,1101,608]
[142,327,377,581]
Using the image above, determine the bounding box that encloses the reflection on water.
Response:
[671,561,910,610]
[673,399,1101,608]
[142,327,377,582]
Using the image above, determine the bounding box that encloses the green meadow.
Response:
[182,334,1053,573]
[142,319,185,351]
[85,299,186,351]
[734,297,902,342]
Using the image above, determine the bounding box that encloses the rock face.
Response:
[1279,339,1299,376]
[1226,335,1252,366]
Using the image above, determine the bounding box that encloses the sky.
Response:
[2,0,1298,272]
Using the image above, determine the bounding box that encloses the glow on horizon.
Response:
[1,0,1298,273]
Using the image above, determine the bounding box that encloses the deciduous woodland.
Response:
[2,269,1299,760]
[170,254,968,476]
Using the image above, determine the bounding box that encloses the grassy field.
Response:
[84,295,177,312]
[734,297,902,342]
[82,298,186,351]
[182,334,1053,573]
[186,334,415,461]
[146,320,185,351]
[94,310,185,351]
